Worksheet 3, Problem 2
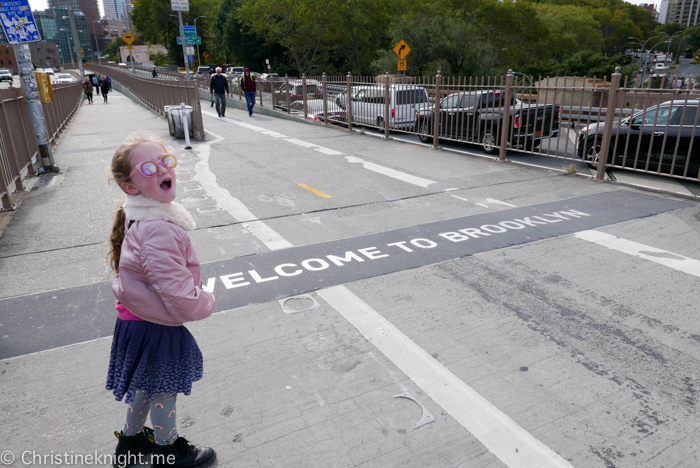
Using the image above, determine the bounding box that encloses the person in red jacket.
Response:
[240,68,257,116]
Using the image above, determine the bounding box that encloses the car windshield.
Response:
[395,88,428,105]
[57,75,72,79]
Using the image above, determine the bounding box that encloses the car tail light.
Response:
[514,115,520,128]
[392,109,395,118]
[558,108,562,122]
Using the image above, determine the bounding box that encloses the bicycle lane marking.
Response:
[201,110,437,188]
[191,128,587,468]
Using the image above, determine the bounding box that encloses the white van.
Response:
[351,85,431,129]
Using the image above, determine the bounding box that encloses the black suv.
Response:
[578,100,700,177]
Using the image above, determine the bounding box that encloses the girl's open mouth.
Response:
[160,178,172,190]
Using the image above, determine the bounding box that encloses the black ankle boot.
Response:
[113,427,155,468]
[151,437,216,468]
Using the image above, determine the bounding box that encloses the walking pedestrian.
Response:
[101,77,110,103]
[106,75,112,91]
[152,67,158,79]
[209,67,229,117]
[93,74,100,95]
[241,68,256,116]
[84,78,93,104]
[106,133,217,468]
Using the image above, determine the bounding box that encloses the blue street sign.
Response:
[0,0,41,44]
[183,25,196,37]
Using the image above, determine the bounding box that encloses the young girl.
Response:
[105,133,217,468]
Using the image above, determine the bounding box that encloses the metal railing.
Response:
[78,63,205,141]
[264,70,700,183]
[89,63,700,184]
[0,81,82,211]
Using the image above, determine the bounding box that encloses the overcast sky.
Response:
[28,0,103,15]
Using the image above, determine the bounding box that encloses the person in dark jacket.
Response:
[101,77,110,103]
[240,68,256,116]
[209,68,229,117]
[152,67,158,78]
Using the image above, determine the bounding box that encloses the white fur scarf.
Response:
[122,195,196,231]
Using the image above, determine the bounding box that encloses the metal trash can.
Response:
[165,104,194,139]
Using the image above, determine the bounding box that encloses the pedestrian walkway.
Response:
[0,90,501,468]
[1,88,698,468]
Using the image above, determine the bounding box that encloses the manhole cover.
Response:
[279,294,320,314]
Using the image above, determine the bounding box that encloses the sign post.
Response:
[393,40,411,85]
[170,0,191,80]
[0,0,58,173]
[122,32,135,71]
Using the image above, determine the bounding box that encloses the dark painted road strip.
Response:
[0,190,690,359]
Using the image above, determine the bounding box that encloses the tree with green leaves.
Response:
[237,0,336,75]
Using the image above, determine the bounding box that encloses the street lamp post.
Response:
[193,15,205,69]
[92,20,102,64]
[629,36,661,88]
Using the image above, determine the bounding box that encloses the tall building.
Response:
[666,0,700,26]
[48,0,101,35]
[33,8,95,64]
[658,0,670,23]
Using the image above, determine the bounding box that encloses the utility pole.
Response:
[1,0,59,174]
[93,20,102,64]
[178,11,190,80]
[67,9,84,81]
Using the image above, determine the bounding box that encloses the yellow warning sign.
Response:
[397,60,407,71]
[127,45,133,50]
[202,51,210,60]
[393,40,410,59]
[122,32,135,45]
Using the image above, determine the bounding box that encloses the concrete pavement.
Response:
[1,88,699,468]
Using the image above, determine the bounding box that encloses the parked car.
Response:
[227,66,245,76]
[0,69,13,82]
[578,100,700,177]
[197,66,213,75]
[414,91,560,154]
[274,79,323,108]
[289,99,347,127]
[52,73,76,84]
[348,85,432,130]
[335,86,375,109]
[41,68,54,76]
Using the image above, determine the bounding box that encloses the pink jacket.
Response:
[112,197,215,326]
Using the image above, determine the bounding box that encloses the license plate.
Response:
[535,131,542,137]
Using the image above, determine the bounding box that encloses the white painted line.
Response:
[242,220,294,250]
[285,138,318,148]
[485,198,518,208]
[317,286,574,468]
[194,130,292,250]
[451,195,470,202]
[314,147,344,155]
[202,110,288,137]
[574,230,700,277]
[475,203,489,208]
[345,156,436,188]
